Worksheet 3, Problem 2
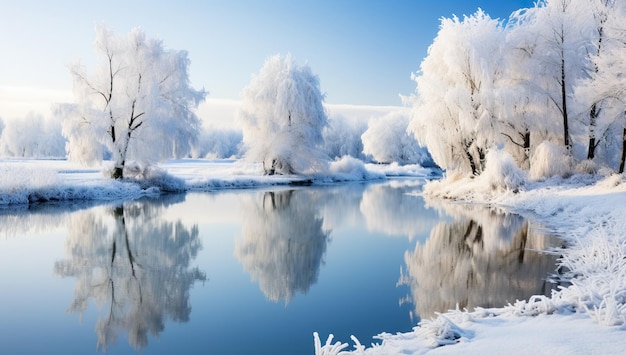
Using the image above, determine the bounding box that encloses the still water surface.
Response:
[0,180,560,354]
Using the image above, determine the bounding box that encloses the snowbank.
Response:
[315,173,626,354]
[0,158,436,206]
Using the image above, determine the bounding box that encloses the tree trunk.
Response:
[466,150,478,176]
[619,127,626,174]
[587,104,598,160]
[561,55,571,151]
[112,166,124,179]
[523,129,531,170]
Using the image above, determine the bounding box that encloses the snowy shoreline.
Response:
[0,158,437,207]
[2,159,625,353]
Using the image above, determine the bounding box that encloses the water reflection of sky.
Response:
[0,180,560,354]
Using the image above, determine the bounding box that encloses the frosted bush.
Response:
[529,141,573,179]
[328,156,383,181]
[361,111,432,165]
[576,159,600,174]
[118,162,185,192]
[479,148,526,192]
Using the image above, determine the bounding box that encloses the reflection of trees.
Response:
[235,189,330,303]
[54,196,206,351]
[360,180,440,240]
[0,200,100,238]
[400,204,560,321]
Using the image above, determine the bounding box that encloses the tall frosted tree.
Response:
[516,0,594,152]
[408,10,505,175]
[58,25,205,179]
[238,54,328,175]
[576,0,626,172]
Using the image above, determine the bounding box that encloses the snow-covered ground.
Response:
[2,158,625,354]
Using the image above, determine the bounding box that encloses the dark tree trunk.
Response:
[619,127,626,174]
[466,150,478,176]
[587,104,598,160]
[112,166,124,179]
[523,130,531,154]
[561,55,571,151]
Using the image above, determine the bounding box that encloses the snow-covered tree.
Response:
[190,127,242,159]
[238,54,328,175]
[362,110,432,165]
[322,114,367,161]
[57,24,205,179]
[516,0,594,153]
[575,0,626,172]
[0,113,65,158]
[408,10,506,175]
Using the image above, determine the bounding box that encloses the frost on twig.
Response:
[313,332,365,355]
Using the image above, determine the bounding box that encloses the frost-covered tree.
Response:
[238,54,328,175]
[362,111,432,165]
[408,10,505,175]
[0,113,65,158]
[575,0,626,171]
[322,115,367,161]
[496,13,551,169]
[516,0,594,152]
[57,24,205,179]
[190,127,242,159]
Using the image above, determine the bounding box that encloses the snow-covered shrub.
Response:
[479,148,526,192]
[113,162,185,192]
[362,111,433,165]
[328,156,384,181]
[529,141,573,179]
[576,159,599,174]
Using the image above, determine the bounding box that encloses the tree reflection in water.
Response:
[399,203,561,322]
[54,196,206,351]
[235,189,330,303]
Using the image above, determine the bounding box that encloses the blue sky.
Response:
[0,0,534,118]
